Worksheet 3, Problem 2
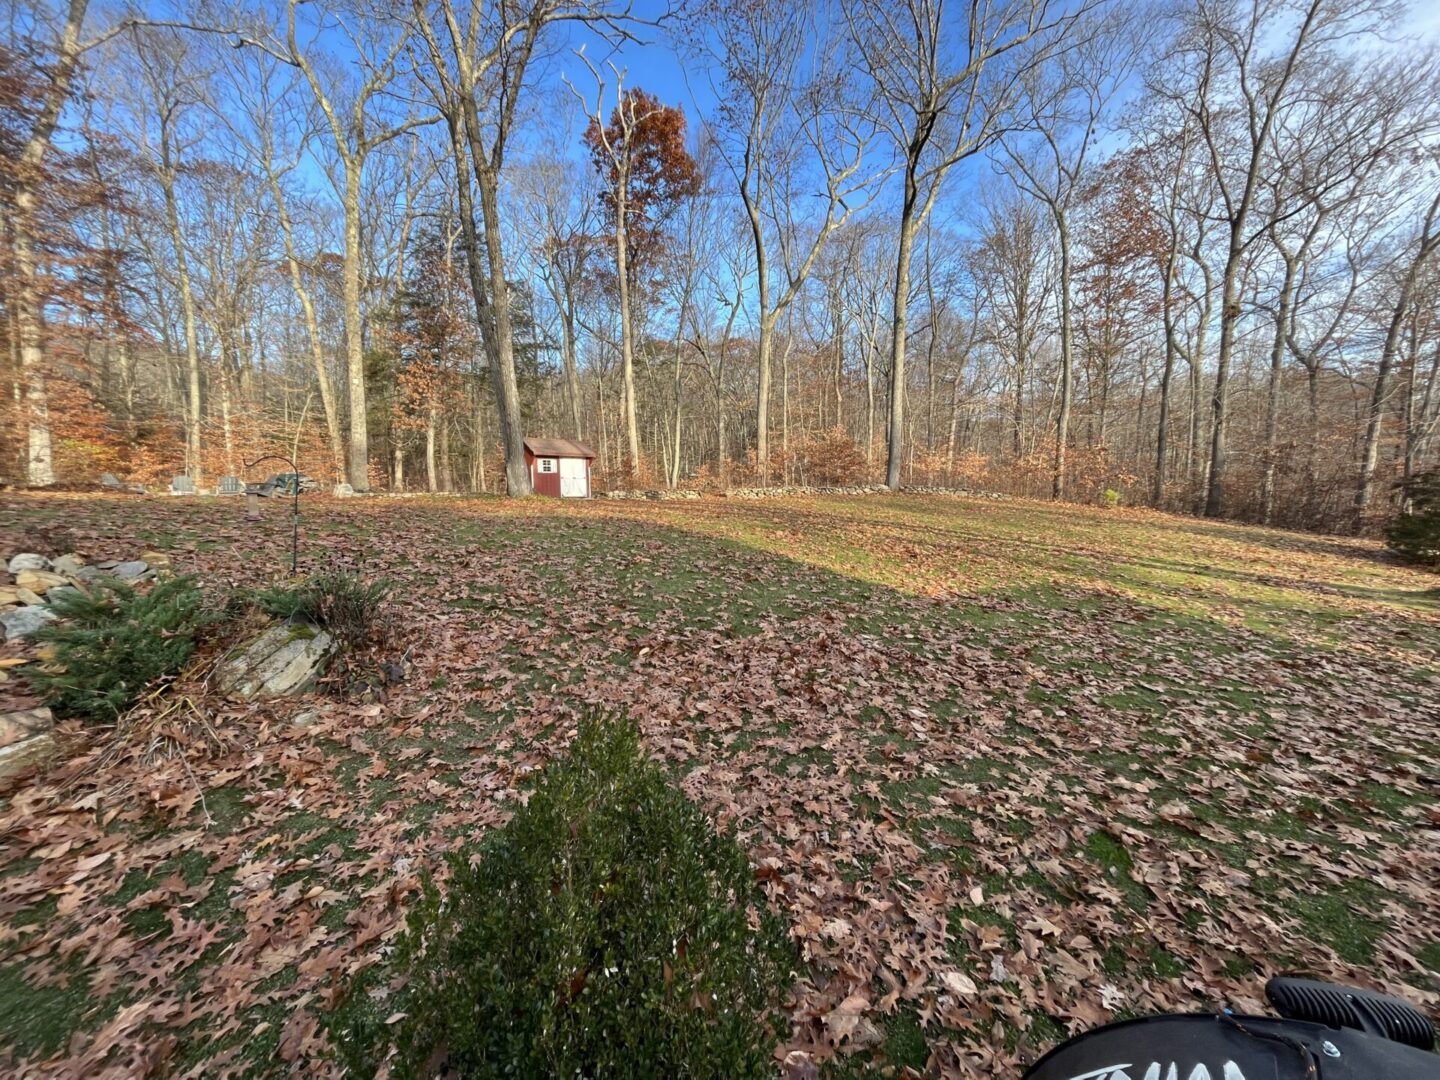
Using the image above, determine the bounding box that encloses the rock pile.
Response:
[1,550,170,642]
[598,484,1010,502]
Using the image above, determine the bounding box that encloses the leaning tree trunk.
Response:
[449,105,530,496]
[1357,286,1419,514]
[474,170,532,496]
[1357,200,1440,514]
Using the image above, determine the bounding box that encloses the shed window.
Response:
[538,458,556,473]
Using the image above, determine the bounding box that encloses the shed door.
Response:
[559,456,587,497]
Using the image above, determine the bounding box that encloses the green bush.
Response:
[249,571,390,650]
[29,576,211,722]
[330,715,794,1079]
[1386,471,1440,567]
[1101,488,1122,509]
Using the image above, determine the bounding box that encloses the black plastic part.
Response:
[1266,976,1437,1051]
[1022,1013,1440,1080]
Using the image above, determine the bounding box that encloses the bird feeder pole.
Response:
[244,454,303,575]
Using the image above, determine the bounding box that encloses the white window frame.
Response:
[538,457,557,474]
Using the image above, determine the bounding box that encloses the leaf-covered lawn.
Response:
[2,492,1437,1077]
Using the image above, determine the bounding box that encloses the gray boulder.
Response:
[0,707,53,750]
[2,605,56,640]
[46,585,81,605]
[111,560,153,582]
[7,553,49,574]
[217,620,337,699]
[0,732,58,779]
[52,554,87,576]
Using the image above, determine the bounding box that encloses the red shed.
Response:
[523,437,595,497]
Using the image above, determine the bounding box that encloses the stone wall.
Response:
[596,484,1011,502]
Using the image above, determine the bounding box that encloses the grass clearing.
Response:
[1,490,1437,1076]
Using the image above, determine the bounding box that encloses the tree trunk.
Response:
[341,163,369,491]
[1357,194,1440,512]
[613,175,641,479]
[1155,248,1179,507]
[1357,291,1417,512]
[269,173,345,484]
[11,188,55,486]
[448,102,530,496]
[1204,240,1244,517]
[473,170,532,496]
[439,410,451,491]
[426,408,438,491]
[1405,338,1440,488]
[745,177,773,482]
[885,204,918,490]
[216,339,235,477]
[158,123,205,487]
[8,0,90,487]
[781,334,791,482]
[1260,256,1297,525]
[1053,216,1073,500]
[561,299,583,436]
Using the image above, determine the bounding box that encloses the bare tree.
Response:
[847,0,1078,490]
[7,0,105,485]
[217,42,346,483]
[569,60,650,477]
[1153,0,1394,517]
[1001,7,1137,499]
[240,2,431,491]
[1356,180,1440,513]
[701,0,878,483]
[411,0,631,496]
[517,111,599,440]
[1255,51,1435,523]
[124,24,211,485]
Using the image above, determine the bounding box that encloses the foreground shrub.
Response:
[30,576,211,722]
[249,570,390,650]
[1386,471,1440,567]
[330,715,794,1079]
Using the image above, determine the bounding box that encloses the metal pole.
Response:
[244,454,302,576]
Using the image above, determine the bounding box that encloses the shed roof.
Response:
[524,437,596,459]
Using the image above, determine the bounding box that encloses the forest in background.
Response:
[4,0,1440,534]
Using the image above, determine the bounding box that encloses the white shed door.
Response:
[559,456,587,497]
